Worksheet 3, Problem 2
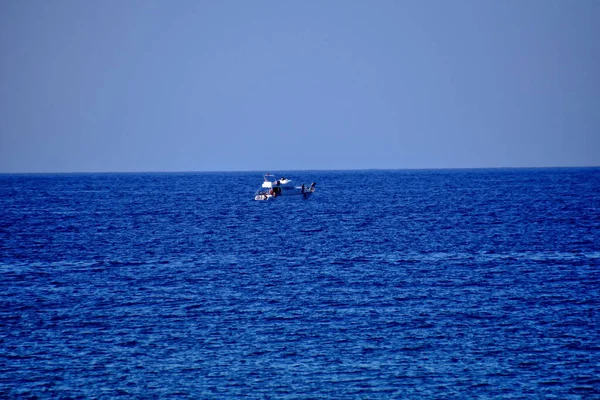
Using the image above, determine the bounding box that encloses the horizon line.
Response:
[1,165,599,175]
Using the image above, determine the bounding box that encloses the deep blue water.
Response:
[1,168,599,398]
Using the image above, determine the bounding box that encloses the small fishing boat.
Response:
[254,174,315,201]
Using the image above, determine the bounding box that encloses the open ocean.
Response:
[1,168,599,399]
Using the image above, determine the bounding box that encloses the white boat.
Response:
[254,174,316,201]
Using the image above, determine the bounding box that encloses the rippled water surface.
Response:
[1,169,599,398]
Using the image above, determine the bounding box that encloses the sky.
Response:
[0,0,598,172]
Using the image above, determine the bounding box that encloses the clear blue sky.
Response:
[1,0,598,172]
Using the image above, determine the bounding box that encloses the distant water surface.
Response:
[1,169,599,398]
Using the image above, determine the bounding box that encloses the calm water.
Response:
[1,169,599,398]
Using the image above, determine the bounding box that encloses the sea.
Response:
[1,168,599,399]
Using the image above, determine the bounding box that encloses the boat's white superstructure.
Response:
[254,174,316,201]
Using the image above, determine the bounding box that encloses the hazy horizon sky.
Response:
[1,0,598,173]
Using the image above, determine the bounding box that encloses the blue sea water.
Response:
[1,168,599,399]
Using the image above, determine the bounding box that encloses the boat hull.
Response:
[254,190,313,201]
